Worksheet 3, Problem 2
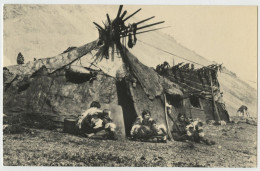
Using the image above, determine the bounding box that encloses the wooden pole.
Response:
[106,14,111,25]
[120,26,171,38]
[136,16,155,25]
[93,22,104,31]
[120,11,127,19]
[164,94,174,141]
[209,70,221,122]
[136,21,165,31]
[189,102,192,118]
[123,8,142,22]
[116,5,123,19]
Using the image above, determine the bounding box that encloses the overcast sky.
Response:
[128,5,257,85]
[2,3,257,86]
[91,4,257,85]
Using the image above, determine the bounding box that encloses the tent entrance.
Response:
[116,78,137,136]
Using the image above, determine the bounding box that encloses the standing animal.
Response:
[237,105,250,117]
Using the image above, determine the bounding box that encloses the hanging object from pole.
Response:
[93,5,166,60]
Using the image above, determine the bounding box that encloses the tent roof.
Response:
[4,40,183,99]
[119,45,183,99]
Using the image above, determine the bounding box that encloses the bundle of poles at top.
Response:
[93,5,166,49]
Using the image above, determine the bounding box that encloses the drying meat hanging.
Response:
[93,5,165,62]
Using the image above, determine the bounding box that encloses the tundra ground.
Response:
[3,122,257,167]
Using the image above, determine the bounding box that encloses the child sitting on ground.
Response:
[186,119,205,141]
[91,114,104,130]
[186,119,215,145]
[130,110,167,142]
[101,109,117,135]
[84,114,103,138]
[89,109,117,140]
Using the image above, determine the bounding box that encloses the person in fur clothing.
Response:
[130,110,167,141]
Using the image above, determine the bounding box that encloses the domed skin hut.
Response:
[3,5,183,138]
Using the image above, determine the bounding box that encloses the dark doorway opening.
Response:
[166,94,183,108]
[116,78,138,136]
[190,95,201,108]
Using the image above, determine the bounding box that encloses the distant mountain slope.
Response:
[3,4,257,117]
[218,68,257,117]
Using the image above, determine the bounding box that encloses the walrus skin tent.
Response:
[3,6,183,137]
[3,38,183,137]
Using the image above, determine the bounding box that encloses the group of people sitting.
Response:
[77,101,117,140]
[172,113,215,145]
[76,101,215,145]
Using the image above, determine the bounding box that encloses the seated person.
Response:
[171,113,190,141]
[186,120,205,142]
[84,109,117,140]
[130,110,167,142]
[99,109,117,139]
[91,114,104,131]
[77,101,102,132]
[172,113,215,145]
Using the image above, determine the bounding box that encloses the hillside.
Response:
[3,4,257,117]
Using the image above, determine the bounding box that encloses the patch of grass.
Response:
[3,123,257,167]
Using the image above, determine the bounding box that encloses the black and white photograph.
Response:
[2,1,258,168]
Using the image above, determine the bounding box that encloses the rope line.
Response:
[138,39,257,84]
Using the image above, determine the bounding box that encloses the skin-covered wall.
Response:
[128,79,166,127]
[3,67,118,127]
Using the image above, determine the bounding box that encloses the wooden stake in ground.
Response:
[164,93,174,141]
[208,70,221,122]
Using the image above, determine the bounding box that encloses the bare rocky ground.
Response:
[3,120,257,167]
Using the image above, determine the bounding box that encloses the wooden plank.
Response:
[170,73,211,91]
[167,75,211,93]
[101,103,126,139]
